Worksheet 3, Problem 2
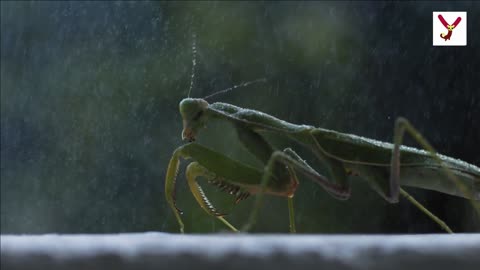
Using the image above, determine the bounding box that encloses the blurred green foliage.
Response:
[1,1,479,233]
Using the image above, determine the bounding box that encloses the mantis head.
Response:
[179,98,209,142]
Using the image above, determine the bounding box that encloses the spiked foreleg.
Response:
[165,143,263,233]
[185,162,239,232]
[165,147,185,233]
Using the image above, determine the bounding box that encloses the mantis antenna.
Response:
[203,77,267,101]
[186,30,267,100]
[187,32,197,98]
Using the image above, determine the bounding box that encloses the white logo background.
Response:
[433,12,467,46]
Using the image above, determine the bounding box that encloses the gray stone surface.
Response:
[1,233,480,270]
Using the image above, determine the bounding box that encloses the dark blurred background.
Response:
[1,1,479,234]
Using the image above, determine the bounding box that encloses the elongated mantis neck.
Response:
[207,102,313,133]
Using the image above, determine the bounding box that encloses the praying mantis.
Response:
[165,93,480,233]
[164,36,480,234]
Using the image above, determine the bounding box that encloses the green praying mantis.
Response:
[165,37,480,234]
[165,93,480,233]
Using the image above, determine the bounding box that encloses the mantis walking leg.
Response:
[308,118,472,233]
[392,117,479,203]
[287,196,296,233]
[241,149,350,232]
[281,147,348,233]
[233,123,351,232]
[399,189,452,233]
[391,117,479,231]
[309,125,455,233]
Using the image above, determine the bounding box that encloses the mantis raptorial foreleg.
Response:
[166,143,249,233]
[185,162,239,232]
[165,147,185,233]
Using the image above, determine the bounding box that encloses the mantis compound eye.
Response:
[192,111,203,121]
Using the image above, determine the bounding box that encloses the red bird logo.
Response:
[438,14,462,41]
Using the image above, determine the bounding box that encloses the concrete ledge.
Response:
[1,233,480,270]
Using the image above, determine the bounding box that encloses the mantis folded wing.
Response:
[165,98,480,233]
